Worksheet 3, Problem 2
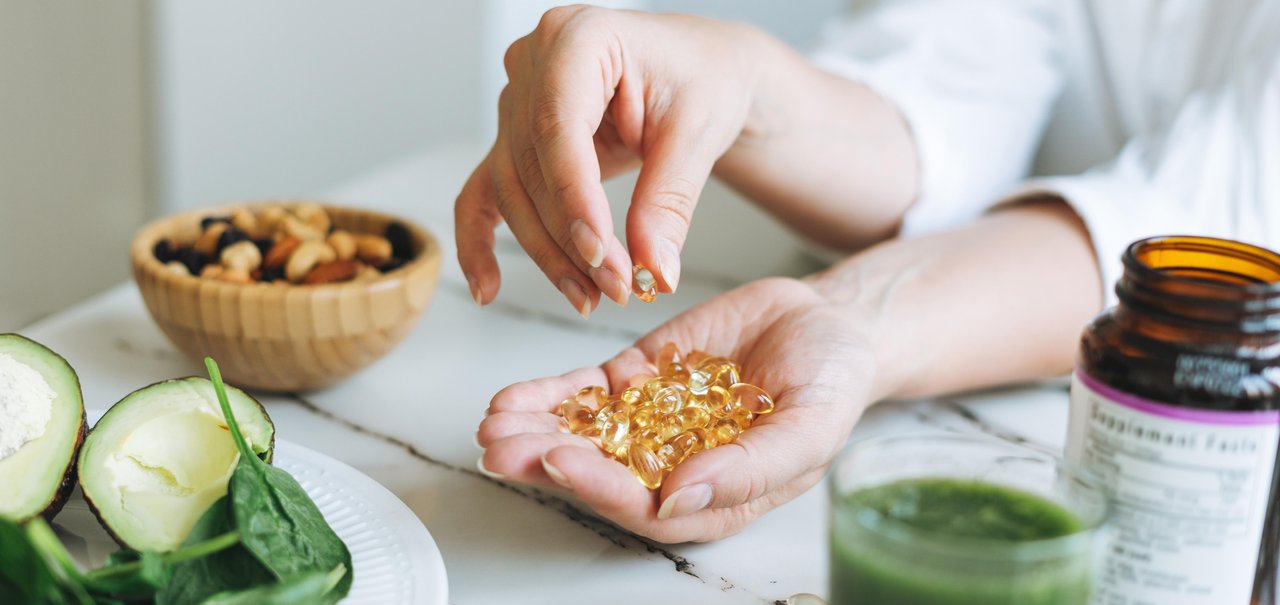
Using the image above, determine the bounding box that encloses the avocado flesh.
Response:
[0,334,86,522]
[78,377,274,552]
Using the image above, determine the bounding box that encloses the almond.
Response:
[303,259,359,284]
[263,236,301,269]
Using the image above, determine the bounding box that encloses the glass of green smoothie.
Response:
[828,433,1108,605]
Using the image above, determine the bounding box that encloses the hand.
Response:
[455,6,765,316]
[476,277,875,543]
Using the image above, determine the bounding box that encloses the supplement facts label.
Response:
[1067,370,1280,605]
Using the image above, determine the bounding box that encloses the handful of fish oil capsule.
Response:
[557,342,775,489]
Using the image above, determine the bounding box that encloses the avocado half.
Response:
[0,334,87,522]
[78,377,275,552]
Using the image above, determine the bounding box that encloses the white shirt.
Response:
[811,0,1280,302]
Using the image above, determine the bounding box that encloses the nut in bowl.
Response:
[131,201,441,392]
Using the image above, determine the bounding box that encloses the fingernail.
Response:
[476,456,506,480]
[558,277,591,319]
[466,275,484,307]
[656,239,681,292]
[657,483,712,519]
[590,265,629,307]
[570,220,605,268]
[542,455,572,488]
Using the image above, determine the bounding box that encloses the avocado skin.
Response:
[38,410,85,521]
[0,333,86,523]
[78,376,275,549]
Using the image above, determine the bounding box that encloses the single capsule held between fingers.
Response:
[633,264,657,303]
[730,382,775,415]
[628,443,666,489]
[559,400,598,435]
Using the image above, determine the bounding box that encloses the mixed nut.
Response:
[152,203,414,285]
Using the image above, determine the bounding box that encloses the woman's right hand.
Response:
[455,6,769,316]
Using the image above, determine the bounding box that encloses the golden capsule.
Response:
[620,386,645,405]
[656,342,681,375]
[633,265,657,303]
[632,428,664,452]
[632,406,657,430]
[687,426,718,450]
[559,400,598,435]
[574,385,608,409]
[711,364,741,389]
[704,385,735,417]
[712,419,741,445]
[656,414,683,441]
[662,362,692,382]
[599,411,631,455]
[685,349,711,367]
[661,431,701,466]
[729,407,753,430]
[730,382,775,415]
[628,444,665,489]
[688,369,711,396]
[676,405,711,429]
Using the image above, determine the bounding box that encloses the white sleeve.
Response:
[810,0,1064,235]
[1020,55,1280,305]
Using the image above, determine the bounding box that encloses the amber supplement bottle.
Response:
[1068,236,1280,605]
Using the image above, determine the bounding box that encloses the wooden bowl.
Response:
[131,202,441,392]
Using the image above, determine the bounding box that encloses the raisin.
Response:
[385,222,413,260]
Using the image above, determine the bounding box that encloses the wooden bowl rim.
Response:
[131,200,442,297]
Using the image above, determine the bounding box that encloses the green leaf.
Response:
[157,496,273,605]
[0,517,67,604]
[198,564,346,605]
[204,358,353,603]
[24,518,94,605]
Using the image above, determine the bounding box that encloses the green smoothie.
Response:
[830,478,1093,605]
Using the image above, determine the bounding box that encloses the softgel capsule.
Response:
[556,342,775,489]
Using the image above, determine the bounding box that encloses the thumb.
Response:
[656,417,827,520]
[626,127,717,294]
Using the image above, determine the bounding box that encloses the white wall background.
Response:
[0,0,850,328]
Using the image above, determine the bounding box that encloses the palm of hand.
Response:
[478,278,874,543]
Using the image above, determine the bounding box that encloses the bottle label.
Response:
[1068,369,1280,605]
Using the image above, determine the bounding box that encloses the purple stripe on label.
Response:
[1075,369,1280,426]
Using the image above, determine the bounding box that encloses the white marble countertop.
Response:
[22,140,1075,604]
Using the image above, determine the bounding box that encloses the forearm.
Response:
[808,197,1103,401]
[713,26,920,252]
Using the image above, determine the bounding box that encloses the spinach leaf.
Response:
[198,564,346,605]
[204,358,353,603]
[157,497,273,605]
[0,517,68,605]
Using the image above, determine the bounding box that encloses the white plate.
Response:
[54,440,449,605]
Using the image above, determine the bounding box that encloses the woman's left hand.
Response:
[476,277,875,543]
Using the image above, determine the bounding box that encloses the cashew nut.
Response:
[282,214,324,242]
[193,222,229,258]
[293,202,331,234]
[355,235,393,267]
[220,240,262,272]
[231,208,259,238]
[326,230,357,261]
[286,240,337,283]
